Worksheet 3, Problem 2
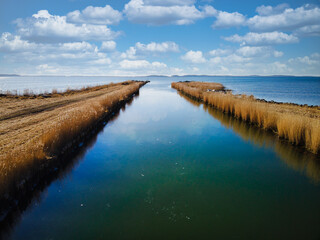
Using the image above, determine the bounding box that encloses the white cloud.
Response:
[248,5,320,33]
[15,10,120,43]
[256,4,290,16]
[59,42,95,52]
[100,41,116,52]
[236,46,267,57]
[0,32,37,52]
[212,11,246,28]
[289,53,320,65]
[219,54,250,63]
[120,41,179,59]
[273,50,284,58]
[0,34,114,67]
[236,46,283,58]
[91,58,112,65]
[209,48,231,56]
[119,59,167,69]
[121,47,137,59]
[181,50,206,63]
[67,5,122,25]
[144,0,195,6]
[209,4,320,37]
[225,31,299,45]
[294,24,320,36]
[135,41,179,53]
[124,0,215,25]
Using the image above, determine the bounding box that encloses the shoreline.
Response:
[0,93,141,234]
[0,80,148,182]
[172,81,320,154]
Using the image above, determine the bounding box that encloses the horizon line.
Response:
[1,74,320,78]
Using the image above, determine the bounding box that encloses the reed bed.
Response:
[203,105,320,183]
[0,81,146,179]
[172,81,320,154]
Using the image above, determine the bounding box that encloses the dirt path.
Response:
[0,81,143,161]
[0,84,124,121]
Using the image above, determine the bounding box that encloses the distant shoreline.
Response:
[1,74,320,78]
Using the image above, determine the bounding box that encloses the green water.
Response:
[1,82,320,239]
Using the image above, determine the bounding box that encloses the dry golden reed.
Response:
[0,81,145,171]
[172,81,320,154]
[41,83,143,155]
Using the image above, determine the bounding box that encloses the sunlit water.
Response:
[0,75,319,105]
[0,81,320,239]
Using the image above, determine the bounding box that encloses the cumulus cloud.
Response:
[0,34,99,55]
[59,41,95,52]
[144,0,195,6]
[119,59,167,69]
[273,50,284,58]
[0,32,37,52]
[289,53,320,65]
[248,5,320,33]
[256,4,290,16]
[181,50,206,63]
[124,0,215,25]
[209,48,232,56]
[120,47,137,59]
[211,54,250,64]
[120,41,179,59]
[67,5,122,25]
[0,33,115,67]
[135,41,179,53]
[100,41,116,52]
[236,46,267,57]
[294,24,320,36]
[209,4,320,36]
[14,10,120,43]
[236,46,283,58]
[208,46,283,62]
[212,11,246,28]
[225,31,299,45]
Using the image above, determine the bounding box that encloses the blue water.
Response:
[0,75,319,105]
[0,77,320,239]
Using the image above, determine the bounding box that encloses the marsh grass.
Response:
[204,105,320,183]
[172,81,320,154]
[0,81,146,179]
[41,83,143,155]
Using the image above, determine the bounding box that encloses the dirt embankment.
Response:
[0,81,147,175]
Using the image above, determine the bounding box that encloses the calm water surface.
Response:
[0,75,319,105]
[1,81,320,239]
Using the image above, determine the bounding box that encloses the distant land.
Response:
[0,74,319,78]
[0,74,20,77]
[149,75,320,78]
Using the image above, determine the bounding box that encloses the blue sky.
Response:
[0,0,319,76]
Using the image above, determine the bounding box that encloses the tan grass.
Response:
[172,81,320,154]
[0,81,147,181]
[204,105,320,183]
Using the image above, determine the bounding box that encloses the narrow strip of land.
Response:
[0,81,147,179]
[172,81,320,154]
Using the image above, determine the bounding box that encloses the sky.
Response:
[0,0,320,76]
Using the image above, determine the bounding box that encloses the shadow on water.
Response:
[177,92,320,184]
[0,93,140,239]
